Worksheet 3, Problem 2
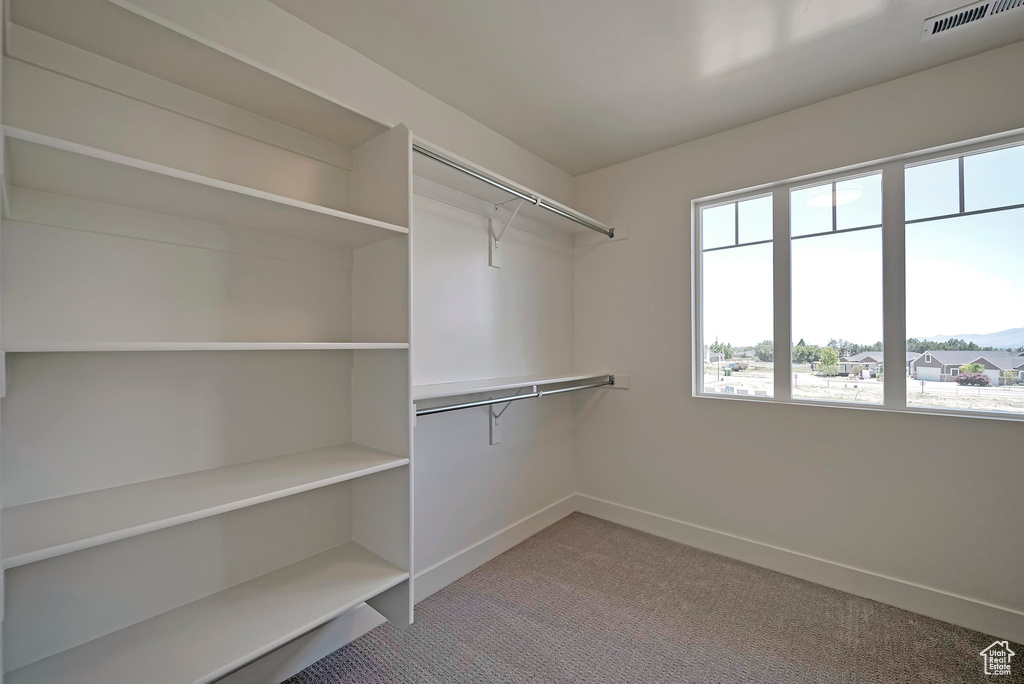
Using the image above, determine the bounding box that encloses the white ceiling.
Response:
[272,0,1024,175]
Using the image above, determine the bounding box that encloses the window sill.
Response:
[694,391,1024,422]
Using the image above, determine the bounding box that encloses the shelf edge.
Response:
[3,126,410,235]
[2,454,410,569]
[2,342,410,352]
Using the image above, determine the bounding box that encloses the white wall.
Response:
[411,192,576,585]
[412,196,574,386]
[572,42,1024,637]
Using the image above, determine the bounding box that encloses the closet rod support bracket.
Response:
[490,198,527,268]
[490,384,537,445]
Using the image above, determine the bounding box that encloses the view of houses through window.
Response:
[905,144,1024,414]
[700,195,774,397]
[698,139,1024,417]
[791,173,883,404]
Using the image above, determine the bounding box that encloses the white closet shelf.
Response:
[12,0,389,151]
[6,542,408,684]
[3,342,409,352]
[414,372,613,401]
[3,128,409,247]
[2,443,409,569]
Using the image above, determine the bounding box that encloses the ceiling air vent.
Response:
[923,0,1024,39]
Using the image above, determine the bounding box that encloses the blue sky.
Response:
[906,209,1024,339]
[702,144,1024,349]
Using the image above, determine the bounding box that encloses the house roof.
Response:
[918,350,985,365]
[855,351,1022,367]
[971,352,1024,371]
[920,350,1024,370]
[845,352,882,362]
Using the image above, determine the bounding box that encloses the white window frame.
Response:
[692,128,1024,421]
[693,191,778,398]
[950,368,960,377]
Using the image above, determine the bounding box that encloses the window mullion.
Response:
[958,156,965,214]
[772,186,792,401]
[734,201,739,246]
[832,182,838,232]
[882,161,907,410]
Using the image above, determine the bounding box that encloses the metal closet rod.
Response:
[416,375,615,416]
[412,143,614,238]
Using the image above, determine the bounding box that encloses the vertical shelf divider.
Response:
[350,123,415,627]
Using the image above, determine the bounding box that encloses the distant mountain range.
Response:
[924,327,1024,349]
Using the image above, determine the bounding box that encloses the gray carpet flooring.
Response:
[287,513,1022,683]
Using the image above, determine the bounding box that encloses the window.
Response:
[698,196,774,398]
[694,134,1024,419]
[791,173,883,405]
[906,143,1024,414]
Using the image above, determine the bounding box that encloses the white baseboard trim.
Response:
[413,493,578,603]
[574,494,1024,644]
